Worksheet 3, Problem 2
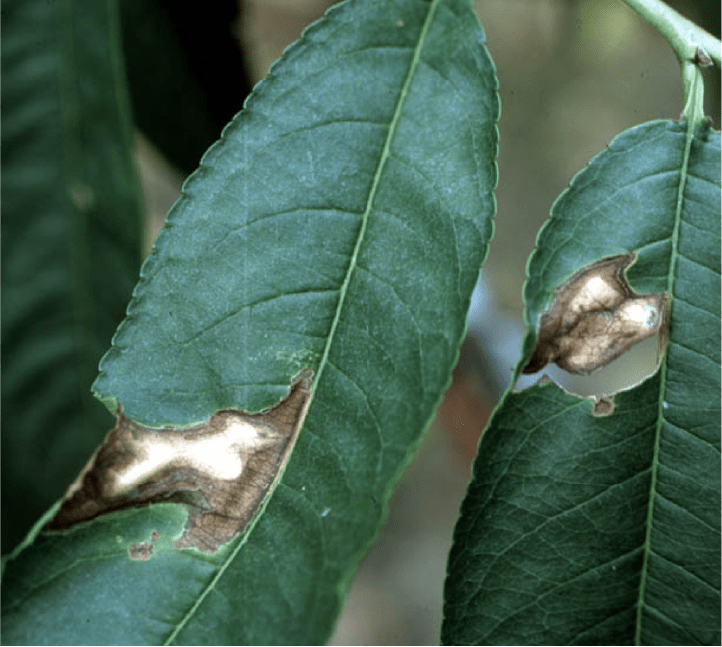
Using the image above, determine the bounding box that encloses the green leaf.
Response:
[2,0,499,644]
[443,121,721,645]
[1,0,142,550]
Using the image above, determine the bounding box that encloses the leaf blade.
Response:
[443,121,721,645]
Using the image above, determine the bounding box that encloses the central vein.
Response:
[163,2,442,644]
[311,2,440,399]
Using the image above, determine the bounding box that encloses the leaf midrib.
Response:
[309,2,440,402]
[634,123,695,644]
[162,1,442,642]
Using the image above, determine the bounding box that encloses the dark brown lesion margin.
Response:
[45,370,314,553]
[523,253,669,377]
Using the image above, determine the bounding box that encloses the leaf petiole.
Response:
[621,0,721,68]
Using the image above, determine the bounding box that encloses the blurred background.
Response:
[123,0,721,643]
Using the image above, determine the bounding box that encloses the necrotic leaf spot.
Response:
[523,253,668,376]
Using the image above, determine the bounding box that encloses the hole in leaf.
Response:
[518,253,668,412]
[538,332,664,397]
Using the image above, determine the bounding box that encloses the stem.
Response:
[681,61,706,130]
[621,0,721,67]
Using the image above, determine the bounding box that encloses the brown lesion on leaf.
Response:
[523,253,668,375]
[523,252,669,416]
[591,396,615,417]
[46,370,313,553]
[128,529,160,560]
[128,540,153,561]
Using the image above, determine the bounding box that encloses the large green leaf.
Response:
[2,0,499,643]
[443,121,721,645]
[1,0,142,550]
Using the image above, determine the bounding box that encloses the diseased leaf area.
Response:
[443,122,721,645]
[2,0,499,644]
[47,371,313,553]
[523,253,667,377]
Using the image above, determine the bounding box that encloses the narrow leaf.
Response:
[443,121,721,645]
[1,0,142,550]
[2,0,499,644]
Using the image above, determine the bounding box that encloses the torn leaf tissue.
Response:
[46,370,313,553]
[523,253,668,376]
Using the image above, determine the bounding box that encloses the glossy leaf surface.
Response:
[443,121,721,645]
[2,0,499,643]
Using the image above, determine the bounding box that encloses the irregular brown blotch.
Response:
[592,396,615,417]
[128,541,153,561]
[523,253,668,376]
[46,370,313,553]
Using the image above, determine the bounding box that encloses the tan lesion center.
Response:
[112,417,276,494]
[521,253,668,414]
[46,370,313,553]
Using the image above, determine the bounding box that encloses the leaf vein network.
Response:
[308,0,441,407]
